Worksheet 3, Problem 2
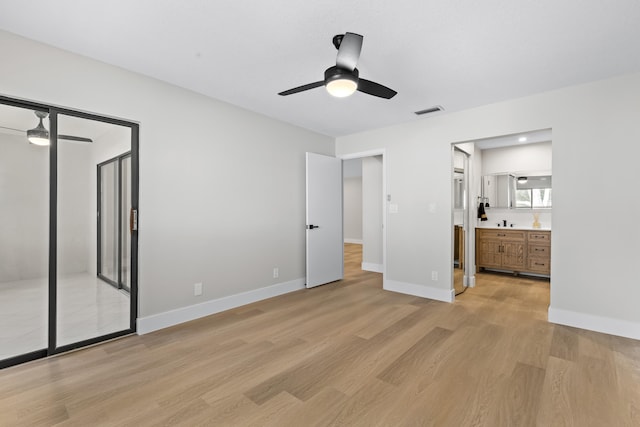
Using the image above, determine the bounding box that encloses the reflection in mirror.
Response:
[452,148,468,296]
[481,174,515,208]
[0,103,49,361]
[56,113,131,347]
[515,175,552,208]
[482,173,551,209]
[453,169,464,209]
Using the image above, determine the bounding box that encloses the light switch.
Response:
[389,203,398,213]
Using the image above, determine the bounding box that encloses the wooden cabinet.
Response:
[476,229,550,276]
[527,231,551,274]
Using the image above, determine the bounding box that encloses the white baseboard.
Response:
[362,262,383,273]
[548,307,640,340]
[467,275,476,288]
[137,278,306,335]
[344,238,363,244]
[384,279,454,303]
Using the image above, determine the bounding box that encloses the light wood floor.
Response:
[1,243,638,426]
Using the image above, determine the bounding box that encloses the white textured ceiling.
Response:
[0,0,639,137]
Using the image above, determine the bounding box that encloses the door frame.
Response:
[0,94,139,369]
[338,149,387,287]
[451,145,472,298]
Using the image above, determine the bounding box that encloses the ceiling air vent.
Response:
[414,105,444,115]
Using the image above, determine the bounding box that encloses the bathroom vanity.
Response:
[476,227,551,276]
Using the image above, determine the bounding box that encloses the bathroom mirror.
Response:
[481,173,515,208]
[514,174,552,208]
[482,172,552,209]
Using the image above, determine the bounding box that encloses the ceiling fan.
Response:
[0,110,93,146]
[278,32,397,99]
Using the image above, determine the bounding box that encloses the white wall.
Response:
[362,156,383,270]
[337,73,640,339]
[481,141,552,175]
[343,176,363,243]
[0,133,49,282]
[0,30,334,328]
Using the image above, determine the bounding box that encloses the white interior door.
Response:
[306,152,343,288]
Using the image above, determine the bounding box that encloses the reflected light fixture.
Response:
[27,111,50,146]
[517,176,528,184]
[518,136,527,142]
[325,67,358,98]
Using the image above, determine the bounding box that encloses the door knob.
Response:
[307,224,319,229]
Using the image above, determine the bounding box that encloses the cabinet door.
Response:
[502,241,525,270]
[478,239,502,268]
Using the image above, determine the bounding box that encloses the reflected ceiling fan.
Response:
[278,32,397,99]
[0,111,93,146]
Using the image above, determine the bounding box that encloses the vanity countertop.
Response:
[476,225,551,231]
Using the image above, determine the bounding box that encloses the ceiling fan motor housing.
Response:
[324,66,359,84]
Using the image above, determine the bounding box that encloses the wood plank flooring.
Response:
[1,243,639,426]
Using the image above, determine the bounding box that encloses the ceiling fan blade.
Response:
[0,124,26,132]
[357,78,397,99]
[59,134,93,143]
[336,33,363,71]
[278,81,325,96]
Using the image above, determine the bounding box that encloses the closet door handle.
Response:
[130,209,138,233]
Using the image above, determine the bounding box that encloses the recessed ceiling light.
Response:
[518,136,527,142]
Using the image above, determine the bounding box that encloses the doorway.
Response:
[451,129,552,304]
[0,96,139,369]
[341,151,386,281]
[304,150,386,288]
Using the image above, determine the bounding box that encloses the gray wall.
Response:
[0,133,49,282]
[343,176,363,242]
[362,156,383,269]
[343,158,363,243]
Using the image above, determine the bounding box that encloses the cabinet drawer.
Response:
[477,229,525,241]
[528,244,550,258]
[527,258,550,273]
[528,231,550,243]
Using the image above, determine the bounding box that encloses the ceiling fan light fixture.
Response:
[326,78,357,97]
[325,66,358,98]
[27,119,50,146]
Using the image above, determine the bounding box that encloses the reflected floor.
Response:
[0,273,130,360]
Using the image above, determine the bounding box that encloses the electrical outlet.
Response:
[431,271,438,281]
[194,282,203,296]
[273,267,279,279]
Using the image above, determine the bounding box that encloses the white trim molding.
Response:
[137,278,306,335]
[467,275,476,288]
[362,262,383,273]
[344,238,363,244]
[384,279,454,303]
[548,307,640,340]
